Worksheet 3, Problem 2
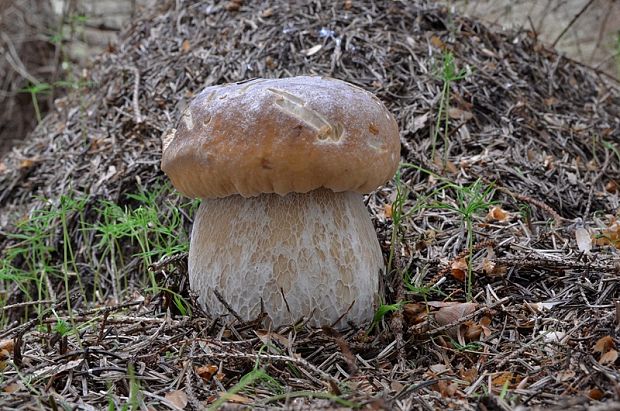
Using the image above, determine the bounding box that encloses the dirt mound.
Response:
[0,1,619,409]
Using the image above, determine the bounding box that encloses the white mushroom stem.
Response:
[188,188,384,327]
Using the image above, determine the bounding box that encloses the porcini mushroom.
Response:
[161,76,400,327]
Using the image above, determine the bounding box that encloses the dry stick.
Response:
[584,147,610,219]
[494,184,566,225]
[551,0,595,48]
[125,66,143,124]
[390,249,406,370]
[1,299,55,311]
[213,289,244,323]
[185,338,203,410]
[96,311,109,345]
[209,351,335,388]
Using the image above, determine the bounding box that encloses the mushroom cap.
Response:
[161,76,400,198]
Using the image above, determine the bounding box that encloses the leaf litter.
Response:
[0,0,619,409]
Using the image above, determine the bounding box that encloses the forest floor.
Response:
[0,1,619,410]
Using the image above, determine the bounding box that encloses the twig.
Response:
[390,249,406,369]
[125,66,143,124]
[551,0,595,48]
[213,289,244,323]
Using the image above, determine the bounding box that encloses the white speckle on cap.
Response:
[161,128,177,152]
[269,87,343,143]
[182,109,194,130]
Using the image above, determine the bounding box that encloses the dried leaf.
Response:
[593,219,620,249]
[450,258,468,282]
[459,367,478,384]
[434,380,458,397]
[413,112,429,132]
[492,372,520,387]
[265,55,277,69]
[435,303,477,330]
[464,321,482,341]
[487,206,509,222]
[599,349,618,365]
[181,39,191,53]
[165,390,188,409]
[0,162,6,173]
[428,363,450,375]
[544,97,558,106]
[430,35,445,50]
[605,180,618,193]
[575,227,592,253]
[196,364,219,381]
[3,382,20,394]
[588,387,605,400]
[390,380,404,392]
[32,359,82,379]
[555,369,575,382]
[19,159,36,169]
[301,44,323,56]
[447,107,473,121]
[0,339,15,353]
[223,393,252,404]
[403,303,426,324]
[593,335,615,353]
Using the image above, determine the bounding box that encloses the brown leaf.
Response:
[0,162,6,173]
[196,364,219,381]
[599,349,618,365]
[403,303,426,325]
[605,180,618,193]
[430,35,445,50]
[555,369,575,382]
[384,203,393,218]
[593,335,615,353]
[0,339,14,353]
[450,258,468,282]
[435,303,477,328]
[492,371,519,387]
[543,97,558,106]
[19,159,36,169]
[165,390,188,409]
[479,315,493,337]
[225,0,243,12]
[447,107,473,121]
[588,387,605,400]
[223,393,252,404]
[464,321,482,341]
[434,380,458,397]
[181,39,191,53]
[3,383,20,394]
[593,219,620,249]
[459,367,478,384]
[265,56,277,69]
[487,206,509,222]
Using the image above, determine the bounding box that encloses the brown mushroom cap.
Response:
[161,76,400,198]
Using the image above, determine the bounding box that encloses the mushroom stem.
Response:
[189,188,384,327]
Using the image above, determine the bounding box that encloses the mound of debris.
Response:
[0,1,619,409]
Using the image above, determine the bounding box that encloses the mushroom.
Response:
[161,76,400,327]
